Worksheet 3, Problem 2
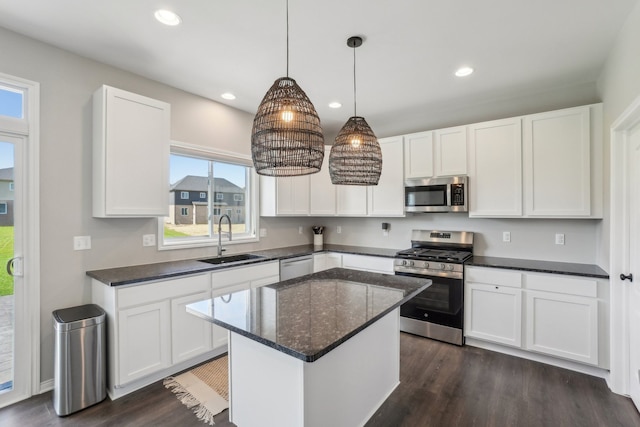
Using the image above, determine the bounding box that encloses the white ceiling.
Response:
[0,0,636,139]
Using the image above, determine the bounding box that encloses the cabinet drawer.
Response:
[465,266,522,288]
[342,254,394,274]
[525,273,597,297]
[118,274,210,308]
[211,261,279,291]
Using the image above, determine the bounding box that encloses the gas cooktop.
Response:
[395,248,472,263]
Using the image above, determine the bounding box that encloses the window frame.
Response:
[180,207,189,216]
[180,191,189,200]
[233,194,243,202]
[0,202,6,214]
[159,141,259,250]
[199,192,206,199]
[216,193,224,201]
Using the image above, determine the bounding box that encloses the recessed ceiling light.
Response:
[329,102,342,109]
[455,67,474,77]
[221,93,236,100]
[154,9,182,26]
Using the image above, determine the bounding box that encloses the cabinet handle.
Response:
[495,286,499,289]
[620,273,634,282]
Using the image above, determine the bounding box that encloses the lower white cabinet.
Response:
[342,254,394,274]
[464,266,608,368]
[465,283,522,347]
[313,252,343,272]
[118,300,172,385]
[171,290,213,364]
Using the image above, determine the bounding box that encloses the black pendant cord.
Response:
[353,43,357,117]
[286,0,289,78]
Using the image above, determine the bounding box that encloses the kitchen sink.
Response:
[198,253,265,265]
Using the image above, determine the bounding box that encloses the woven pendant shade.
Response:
[329,116,382,185]
[251,77,325,177]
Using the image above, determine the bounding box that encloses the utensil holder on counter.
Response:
[314,234,323,247]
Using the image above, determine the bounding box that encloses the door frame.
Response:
[609,94,640,395]
[0,72,40,405]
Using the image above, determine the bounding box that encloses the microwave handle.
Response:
[446,184,452,207]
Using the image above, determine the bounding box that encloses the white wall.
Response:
[596,0,640,269]
[0,22,609,386]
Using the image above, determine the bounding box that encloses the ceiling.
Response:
[0,0,637,139]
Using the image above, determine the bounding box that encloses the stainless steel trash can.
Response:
[53,304,106,416]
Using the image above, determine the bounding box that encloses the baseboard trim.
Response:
[465,338,610,380]
[39,378,54,394]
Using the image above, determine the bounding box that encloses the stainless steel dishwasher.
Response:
[280,255,314,280]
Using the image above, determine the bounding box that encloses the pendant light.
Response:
[251,0,325,177]
[329,36,382,186]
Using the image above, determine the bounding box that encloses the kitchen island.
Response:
[187,268,430,427]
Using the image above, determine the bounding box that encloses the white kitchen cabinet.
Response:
[465,283,522,347]
[342,254,394,274]
[464,266,608,369]
[92,272,220,399]
[464,267,522,347]
[336,185,368,216]
[310,146,336,215]
[468,117,523,217]
[171,290,213,364]
[404,131,433,179]
[524,274,599,365]
[92,85,170,218]
[523,105,595,217]
[260,175,310,216]
[368,136,405,217]
[117,300,171,385]
[210,261,280,348]
[433,126,467,176]
[313,252,343,272]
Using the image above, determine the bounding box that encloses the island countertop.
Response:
[187,268,431,362]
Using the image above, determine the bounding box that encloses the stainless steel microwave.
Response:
[404,176,468,213]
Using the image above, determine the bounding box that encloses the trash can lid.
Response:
[53,304,106,331]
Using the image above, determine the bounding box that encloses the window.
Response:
[0,85,24,118]
[9,182,14,191]
[181,207,189,216]
[180,191,189,199]
[0,202,6,214]
[161,141,258,249]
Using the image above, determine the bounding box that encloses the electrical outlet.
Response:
[555,233,565,245]
[337,226,342,234]
[298,226,303,234]
[73,235,91,251]
[142,234,156,247]
[503,231,511,243]
[259,228,267,237]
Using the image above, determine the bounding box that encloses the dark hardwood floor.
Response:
[1,333,639,427]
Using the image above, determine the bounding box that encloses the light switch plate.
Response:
[503,231,511,242]
[337,226,342,234]
[555,233,565,245]
[73,235,91,251]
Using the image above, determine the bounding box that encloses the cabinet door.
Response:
[277,175,310,215]
[404,131,433,179]
[171,291,213,364]
[93,85,170,217]
[523,106,591,216]
[368,136,405,216]
[342,254,394,274]
[118,300,171,384]
[336,185,367,216]
[313,252,343,272]
[434,126,467,176]
[211,282,251,349]
[468,117,523,217]
[310,146,336,215]
[464,283,522,347]
[525,290,598,365]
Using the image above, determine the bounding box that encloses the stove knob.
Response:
[424,263,429,269]
[401,260,408,266]
[407,260,415,267]
[447,264,455,271]
[439,263,446,270]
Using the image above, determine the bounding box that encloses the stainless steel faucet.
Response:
[218,214,232,256]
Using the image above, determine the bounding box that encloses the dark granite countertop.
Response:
[466,256,609,279]
[86,244,400,286]
[186,268,431,362]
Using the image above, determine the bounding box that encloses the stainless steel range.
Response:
[394,230,474,346]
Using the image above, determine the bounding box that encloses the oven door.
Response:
[396,272,463,329]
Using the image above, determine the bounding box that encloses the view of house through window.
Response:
[162,148,256,248]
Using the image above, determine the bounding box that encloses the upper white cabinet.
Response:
[468,117,523,217]
[403,127,467,180]
[433,126,468,176]
[468,104,602,219]
[309,146,336,215]
[367,136,405,217]
[261,140,404,217]
[404,131,433,179]
[523,105,598,217]
[93,85,170,218]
